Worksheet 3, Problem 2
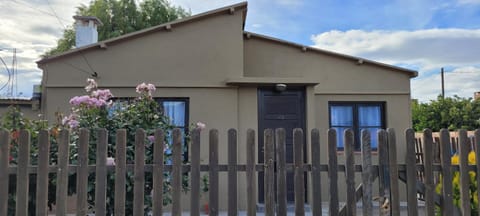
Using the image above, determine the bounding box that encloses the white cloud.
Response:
[0,0,89,98]
[310,29,480,101]
[311,29,480,70]
[412,66,480,101]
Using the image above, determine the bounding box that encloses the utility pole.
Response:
[441,67,445,98]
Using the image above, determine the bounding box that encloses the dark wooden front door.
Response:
[258,87,306,203]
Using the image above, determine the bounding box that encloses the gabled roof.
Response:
[37,1,417,78]
[37,2,248,65]
[243,32,418,78]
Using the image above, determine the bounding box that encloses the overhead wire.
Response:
[0,56,12,92]
[6,0,71,23]
[1,0,99,97]
[43,0,98,77]
[44,0,66,29]
[61,62,94,76]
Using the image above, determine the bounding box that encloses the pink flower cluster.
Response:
[196,122,206,130]
[62,113,80,128]
[85,78,98,92]
[69,79,113,108]
[136,82,156,96]
[106,157,115,166]
[92,89,113,101]
[69,94,111,108]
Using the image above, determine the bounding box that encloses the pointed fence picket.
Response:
[0,127,479,215]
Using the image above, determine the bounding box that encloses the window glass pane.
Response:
[108,100,129,117]
[358,105,381,126]
[333,127,349,149]
[330,106,353,126]
[359,127,381,149]
[162,101,186,127]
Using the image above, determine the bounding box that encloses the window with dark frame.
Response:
[329,102,385,151]
[110,97,189,161]
[157,98,190,161]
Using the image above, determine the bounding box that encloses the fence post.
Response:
[294,128,305,216]
[276,128,287,216]
[405,129,418,216]
[475,129,480,214]
[77,129,90,216]
[171,128,183,216]
[246,129,256,216]
[115,129,127,216]
[310,129,322,216]
[16,130,30,216]
[361,130,373,216]
[56,130,70,216]
[134,129,145,216]
[209,129,219,216]
[440,129,453,216]
[458,129,470,216]
[36,130,50,216]
[264,129,275,216]
[228,129,238,216]
[95,129,108,216]
[344,129,356,216]
[377,129,388,216]
[387,128,400,216]
[327,129,339,216]
[190,128,200,216]
[0,129,9,216]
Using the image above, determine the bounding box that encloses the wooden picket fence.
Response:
[0,127,479,215]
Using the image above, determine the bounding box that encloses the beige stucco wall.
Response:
[40,11,245,88]
[244,37,411,94]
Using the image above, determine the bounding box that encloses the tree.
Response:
[43,0,190,57]
[412,95,480,131]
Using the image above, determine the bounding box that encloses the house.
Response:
[0,86,42,120]
[36,2,417,210]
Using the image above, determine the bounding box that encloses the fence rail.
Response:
[0,127,479,215]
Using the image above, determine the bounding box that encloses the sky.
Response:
[0,0,479,102]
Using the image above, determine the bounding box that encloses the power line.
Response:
[13,48,17,97]
[44,0,66,29]
[61,62,94,76]
[6,0,71,23]
[0,56,11,92]
[43,0,98,77]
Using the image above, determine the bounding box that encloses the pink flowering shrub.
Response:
[62,79,182,215]
[63,79,113,130]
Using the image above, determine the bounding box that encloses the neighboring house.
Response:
[0,98,41,120]
[36,2,417,210]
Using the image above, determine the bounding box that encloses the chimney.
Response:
[475,92,480,100]
[73,16,103,47]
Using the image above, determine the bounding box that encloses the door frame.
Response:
[257,86,307,203]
